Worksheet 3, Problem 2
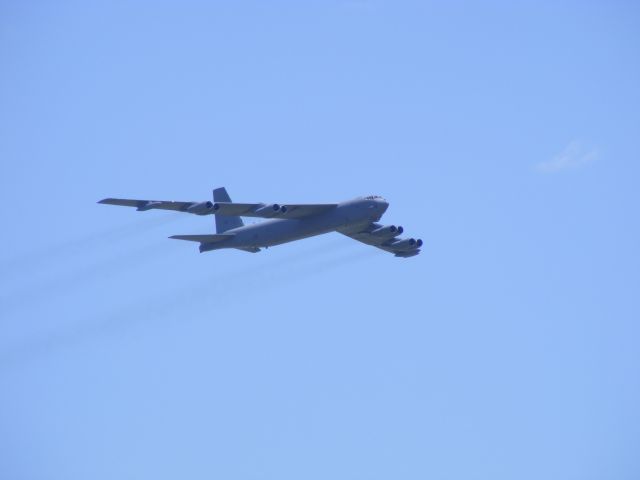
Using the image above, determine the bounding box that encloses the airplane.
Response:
[98,187,422,258]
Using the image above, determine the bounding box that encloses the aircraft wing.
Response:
[214,202,337,219]
[275,203,337,219]
[337,222,422,258]
[99,197,337,219]
[98,198,200,212]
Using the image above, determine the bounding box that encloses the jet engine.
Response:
[371,225,403,239]
[186,201,215,215]
[387,238,419,251]
[254,204,283,217]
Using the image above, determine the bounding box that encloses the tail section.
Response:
[213,187,244,233]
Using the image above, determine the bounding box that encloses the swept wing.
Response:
[98,198,200,212]
[213,202,336,219]
[98,197,336,219]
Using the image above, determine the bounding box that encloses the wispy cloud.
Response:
[536,141,598,173]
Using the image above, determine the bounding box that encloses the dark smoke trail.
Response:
[0,240,175,316]
[0,213,183,280]
[0,241,377,369]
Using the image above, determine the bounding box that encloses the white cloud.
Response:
[536,141,598,173]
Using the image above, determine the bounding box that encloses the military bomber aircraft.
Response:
[98,187,422,258]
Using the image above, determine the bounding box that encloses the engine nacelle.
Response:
[371,225,403,239]
[388,238,418,251]
[186,201,215,215]
[254,203,282,217]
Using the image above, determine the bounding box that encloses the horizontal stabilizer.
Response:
[169,234,234,243]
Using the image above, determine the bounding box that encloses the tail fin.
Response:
[213,187,244,233]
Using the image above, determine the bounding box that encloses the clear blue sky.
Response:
[1,1,639,478]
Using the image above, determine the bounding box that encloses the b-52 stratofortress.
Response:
[98,187,422,258]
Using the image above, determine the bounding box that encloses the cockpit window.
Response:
[365,195,384,200]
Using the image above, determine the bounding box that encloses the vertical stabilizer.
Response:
[213,187,244,233]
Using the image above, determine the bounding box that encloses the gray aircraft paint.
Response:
[98,188,422,258]
[200,197,386,252]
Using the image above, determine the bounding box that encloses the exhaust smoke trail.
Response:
[0,240,176,316]
[0,213,182,280]
[0,240,378,369]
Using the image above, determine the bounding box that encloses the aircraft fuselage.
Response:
[200,197,388,252]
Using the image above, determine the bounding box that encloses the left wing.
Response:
[98,197,336,219]
[337,222,423,258]
[213,202,337,219]
[98,198,209,213]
